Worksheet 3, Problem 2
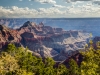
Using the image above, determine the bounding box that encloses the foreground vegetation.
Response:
[0,40,100,75]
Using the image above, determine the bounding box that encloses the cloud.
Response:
[67,3,100,16]
[32,0,56,4]
[0,5,100,18]
[65,0,100,6]
[52,4,66,8]
[65,0,92,3]
[0,6,38,18]
[38,8,65,16]
[65,0,100,5]
[0,6,65,18]
[93,1,100,5]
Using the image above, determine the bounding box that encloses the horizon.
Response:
[1,18,100,36]
[1,17,100,19]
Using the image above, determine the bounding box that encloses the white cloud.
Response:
[65,0,92,3]
[0,5,100,18]
[64,0,95,4]
[64,0,100,6]
[33,0,56,4]
[38,8,65,16]
[66,3,100,17]
[52,4,66,8]
[0,6,65,18]
[0,6,38,18]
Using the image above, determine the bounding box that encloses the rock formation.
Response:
[0,25,21,50]
[0,21,90,61]
[18,21,90,61]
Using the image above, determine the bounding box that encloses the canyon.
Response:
[0,21,90,61]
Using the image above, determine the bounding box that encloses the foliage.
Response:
[0,42,100,75]
[80,40,100,75]
[69,59,80,75]
[0,52,19,75]
[56,64,69,75]
[0,44,68,75]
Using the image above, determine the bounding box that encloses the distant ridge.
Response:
[0,18,100,36]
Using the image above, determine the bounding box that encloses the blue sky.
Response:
[0,0,100,18]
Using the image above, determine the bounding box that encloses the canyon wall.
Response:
[0,21,90,61]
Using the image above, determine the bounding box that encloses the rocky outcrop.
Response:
[17,21,90,60]
[54,51,83,68]
[93,36,100,43]
[62,52,83,67]
[0,21,90,61]
[0,25,22,50]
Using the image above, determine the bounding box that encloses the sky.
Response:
[0,0,100,18]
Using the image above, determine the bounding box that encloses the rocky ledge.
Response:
[0,21,90,61]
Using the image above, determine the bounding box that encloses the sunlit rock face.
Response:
[0,25,22,50]
[0,21,90,61]
[18,21,90,60]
